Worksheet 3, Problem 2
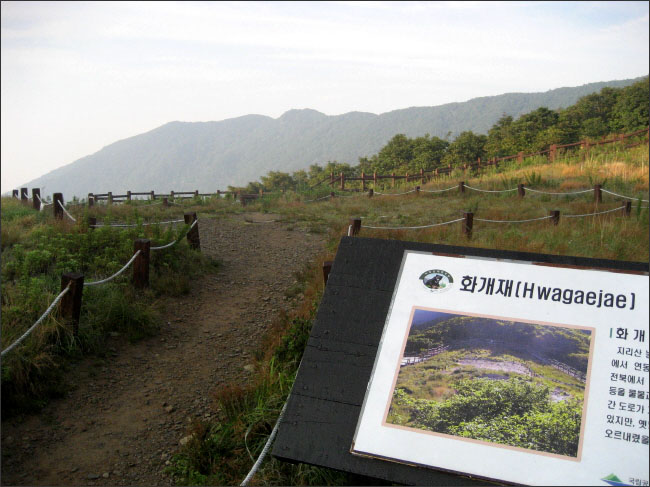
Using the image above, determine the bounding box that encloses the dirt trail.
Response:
[1,213,326,486]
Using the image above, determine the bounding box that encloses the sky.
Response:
[1,1,648,194]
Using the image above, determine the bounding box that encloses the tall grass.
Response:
[0,198,220,415]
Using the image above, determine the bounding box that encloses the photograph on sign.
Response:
[352,250,649,486]
[385,308,593,460]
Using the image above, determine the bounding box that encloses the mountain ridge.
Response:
[20,76,646,199]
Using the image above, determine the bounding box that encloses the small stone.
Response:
[87,474,100,480]
[164,405,174,413]
[102,472,110,478]
[165,460,171,466]
[243,364,254,372]
[179,435,193,446]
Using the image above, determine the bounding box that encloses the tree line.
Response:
[231,77,649,193]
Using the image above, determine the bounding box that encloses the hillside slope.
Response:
[23,77,644,199]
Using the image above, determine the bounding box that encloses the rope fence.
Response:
[601,189,649,203]
[83,250,142,286]
[563,205,628,218]
[1,284,71,358]
[1,214,201,357]
[90,218,185,228]
[523,187,594,195]
[465,185,518,194]
[350,203,632,235]
[57,200,77,222]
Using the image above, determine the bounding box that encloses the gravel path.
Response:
[1,213,326,486]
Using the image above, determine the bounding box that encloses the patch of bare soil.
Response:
[1,213,326,486]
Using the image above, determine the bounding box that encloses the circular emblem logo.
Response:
[419,269,454,293]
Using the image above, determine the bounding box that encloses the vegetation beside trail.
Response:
[1,197,219,415]
[2,80,648,484]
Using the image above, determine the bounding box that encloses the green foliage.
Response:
[1,203,220,415]
[391,378,582,457]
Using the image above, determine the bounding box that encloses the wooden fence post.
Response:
[459,181,465,193]
[32,188,41,211]
[340,173,345,191]
[133,239,150,288]
[184,212,200,250]
[12,189,18,198]
[463,212,473,237]
[162,197,169,207]
[170,190,175,200]
[594,184,602,204]
[349,218,361,236]
[107,192,113,205]
[549,144,557,162]
[322,261,333,286]
[195,190,200,198]
[88,193,94,207]
[330,192,335,200]
[88,216,97,229]
[420,168,425,184]
[361,172,365,192]
[624,201,632,217]
[392,172,396,188]
[150,190,155,200]
[373,171,377,186]
[368,189,374,198]
[415,186,420,195]
[550,210,560,226]
[518,152,524,163]
[518,184,525,198]
[60,272,84,336]
[21,187,28,204]
[53,193,64,220]
[126,191,132,201]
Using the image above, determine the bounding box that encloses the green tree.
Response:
[443,131,487,166]
[610,77,649,132]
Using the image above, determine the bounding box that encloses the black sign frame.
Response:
[272,236,648,485]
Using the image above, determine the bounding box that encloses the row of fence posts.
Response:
[345,202,633,239]
[326,130,650,190]
[51,212,200,337]
[8,182,621,212]
[13,188,267,210]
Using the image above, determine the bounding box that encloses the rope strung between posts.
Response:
[474,215,553,223]
[1,284,71,357]
[363,217,465,230]
[564,205,627,218]
[83,250,141,286]
[374,189,417,196]
[240,395,289,486]
[465,185,518,193]
[523,187,594,195]
[150,219,198,250]
[304,195,331,202]
[37,194,52,207]
[90,218,185,228]
[600,189,649,203]
[57,200,77,222]
[419,185,457,193]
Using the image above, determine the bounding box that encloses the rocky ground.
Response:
[1,212,326,486]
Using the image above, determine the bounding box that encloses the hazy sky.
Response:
[1,1,648,194]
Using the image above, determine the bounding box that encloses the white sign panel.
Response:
[352,251,649,486]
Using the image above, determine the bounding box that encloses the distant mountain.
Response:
[22,76,645,199]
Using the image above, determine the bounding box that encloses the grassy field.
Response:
[2,142,648,484]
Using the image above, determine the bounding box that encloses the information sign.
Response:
[352,250,649,486]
